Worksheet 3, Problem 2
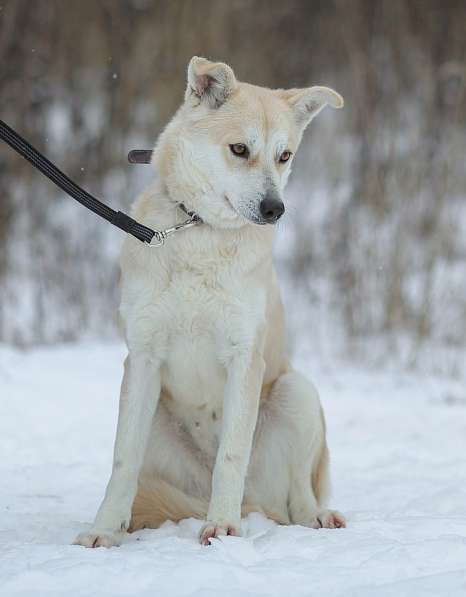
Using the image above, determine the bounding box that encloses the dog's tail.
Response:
[129,478,208,532]
[311,406,332,507]
[129,477,288,531]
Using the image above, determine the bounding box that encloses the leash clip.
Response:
[148,214,202,248]
[149,231,165,247]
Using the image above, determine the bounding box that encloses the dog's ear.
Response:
[280,86,344,128]
[186,56,237,108]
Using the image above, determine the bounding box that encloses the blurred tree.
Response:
[0,0,465,368]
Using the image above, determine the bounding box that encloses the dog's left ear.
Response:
[280,86,344,128]
[186,56,238,108]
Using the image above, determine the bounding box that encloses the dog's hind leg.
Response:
[251,371,346,529]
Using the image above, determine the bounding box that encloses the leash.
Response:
[0,119,201,247]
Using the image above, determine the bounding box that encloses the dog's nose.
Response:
[259,197,285,223]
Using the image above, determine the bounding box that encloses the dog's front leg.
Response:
[200,348,264,545]
[74,353,161,548]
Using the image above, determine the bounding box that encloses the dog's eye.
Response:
[279,150,292,163]
[230,143,249,158]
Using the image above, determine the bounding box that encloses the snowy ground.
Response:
[1,342,466,597]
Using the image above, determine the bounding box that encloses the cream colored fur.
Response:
[74,57,345,548]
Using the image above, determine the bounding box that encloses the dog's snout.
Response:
[259,196,285,223]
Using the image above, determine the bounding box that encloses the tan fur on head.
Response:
[152,56,344,230]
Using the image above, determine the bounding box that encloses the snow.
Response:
[1,342,466,597]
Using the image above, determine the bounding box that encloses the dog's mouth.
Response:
[223,194,234,210]
[223,194,250,222]
[223,194,242,218]
[223,194,269,226]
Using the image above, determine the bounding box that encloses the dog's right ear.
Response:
[186,57,237,108]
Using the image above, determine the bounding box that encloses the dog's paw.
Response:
[73,529,123,548]
[309,509,346,529]
[199,520,240,545]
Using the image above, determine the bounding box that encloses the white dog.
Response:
[75,57,345,548]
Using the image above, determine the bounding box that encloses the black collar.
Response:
[178,202,202,223]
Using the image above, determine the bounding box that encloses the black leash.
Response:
[0,119,197,245]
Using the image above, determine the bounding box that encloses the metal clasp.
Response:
[149,231,165,247]
[148,214,202,248]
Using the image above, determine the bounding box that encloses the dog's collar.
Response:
[178,202,201,221]
[148,202,203,247]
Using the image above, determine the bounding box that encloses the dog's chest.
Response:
[121,227,270,456]
[154,260,265,409]
[163,280,226,410]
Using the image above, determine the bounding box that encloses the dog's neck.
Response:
[161,182,260,235]
[148,182,275,270]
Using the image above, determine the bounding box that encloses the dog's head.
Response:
[154,57,343,228]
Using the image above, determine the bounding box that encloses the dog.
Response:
[74,56,345,548]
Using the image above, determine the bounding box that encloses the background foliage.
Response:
[1,0,465,370]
